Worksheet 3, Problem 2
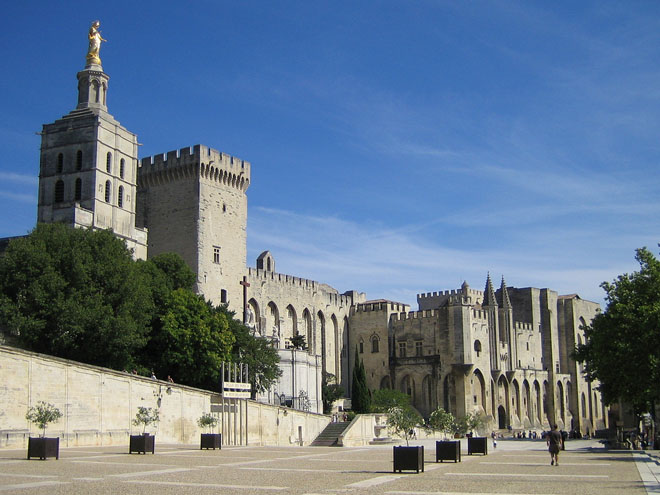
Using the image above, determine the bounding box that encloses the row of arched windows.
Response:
[105,152,126,179]
[54,179,125,208]
[56,151,84,174]
[53,151,127,179]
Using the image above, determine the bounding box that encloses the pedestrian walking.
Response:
[547,424,563,465]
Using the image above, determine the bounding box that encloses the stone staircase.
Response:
[311,421,351,446]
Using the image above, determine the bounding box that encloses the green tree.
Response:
[0,224,152,370]
[386,406,423,446]
[575,246,660,417]
[147,289,235,390]
[289,334,307,350]
[322,372,344,414]
[220,305,281,399]
[351,347,371,413]
[427,407,455,438]
[371,388,410,413]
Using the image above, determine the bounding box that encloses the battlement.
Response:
[417,286,484,310]
[515,321,533,332]
[138,144,251,191]
[355,301,410,314]
[247,267,354,307]
[418,287,484,299]
[391,309,437,322]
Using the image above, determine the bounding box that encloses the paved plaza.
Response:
[0,438,658,494]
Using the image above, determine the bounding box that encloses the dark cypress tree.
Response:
[351,346,370,413]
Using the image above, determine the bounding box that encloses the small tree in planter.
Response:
[427,407,461,463]
[130,407,159,454]
[388,406,425,473]
[427,407,455,440]
[26,402,62,460]
[198,413,221,450]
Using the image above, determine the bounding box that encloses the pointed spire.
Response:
[483,272,498,307]
[500,276,512,308]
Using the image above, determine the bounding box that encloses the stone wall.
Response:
[0,346,329,449]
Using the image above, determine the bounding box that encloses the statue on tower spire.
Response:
[86,20,106,67]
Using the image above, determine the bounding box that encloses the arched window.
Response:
[106,152,112,173]
[57,153,63,173]
[76,150,83,170]
[104,180,111,203]
[75,178,82,201]
[120,158,125,179]
[474,340,482,357]
[92,80,100,103]
[118,185,124,207]
[371,335,379,353]
[54,180,64,202]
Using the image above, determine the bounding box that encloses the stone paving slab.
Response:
[0,439,655,494]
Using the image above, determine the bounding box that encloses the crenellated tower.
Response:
[137,145,250,313]
[37,22,147,258]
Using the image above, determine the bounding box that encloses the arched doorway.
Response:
[498,405,507,429]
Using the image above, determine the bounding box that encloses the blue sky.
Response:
[2,1,659,307]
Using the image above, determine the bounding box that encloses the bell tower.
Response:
[37,21,147,258]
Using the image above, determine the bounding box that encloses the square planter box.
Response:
[467,436,488,455]
[129,434,155,454]
[393,445,424,473]
[27,437,59,460]
[200,433,222,450]
[436,440,461,462]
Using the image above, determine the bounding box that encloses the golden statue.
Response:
[86,20,106,66]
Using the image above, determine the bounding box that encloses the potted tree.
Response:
[198,413,221,449]
[26,401,62,460]
[388,406,425,473]
[464,412,488,455]
[427,407,460,463]
[130,407,159,454]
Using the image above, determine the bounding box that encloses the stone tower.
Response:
[137,145,250,314]
[37,25,147,258]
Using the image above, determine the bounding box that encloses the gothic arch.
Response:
[266,301,280,345]
[471,369,486,414]
[497,375,509,425]
[317,310,325,362]
[302,309,312,354]
[556,380,565,424]
[522,379,531,424]
[511,379,521,423]
[247,298,260,335]
[331,314,339,377]
[380,375,391,389]
[421,374,433,417]
[534,380,542,424]
[400,374,415,403]
[285,304,297,344]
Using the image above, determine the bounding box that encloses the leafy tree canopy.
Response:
[386,406,424,446]
[371,388,411,413]
[147,289,235,390]
[322,372,344,414]
[219,305,281,398]
[427,407,455,434]
[575,246,660,413]
[0,223,153,370]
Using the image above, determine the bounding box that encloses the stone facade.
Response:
[29,32,607,433]
[0,345,329,448]
[349,278,607,434]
